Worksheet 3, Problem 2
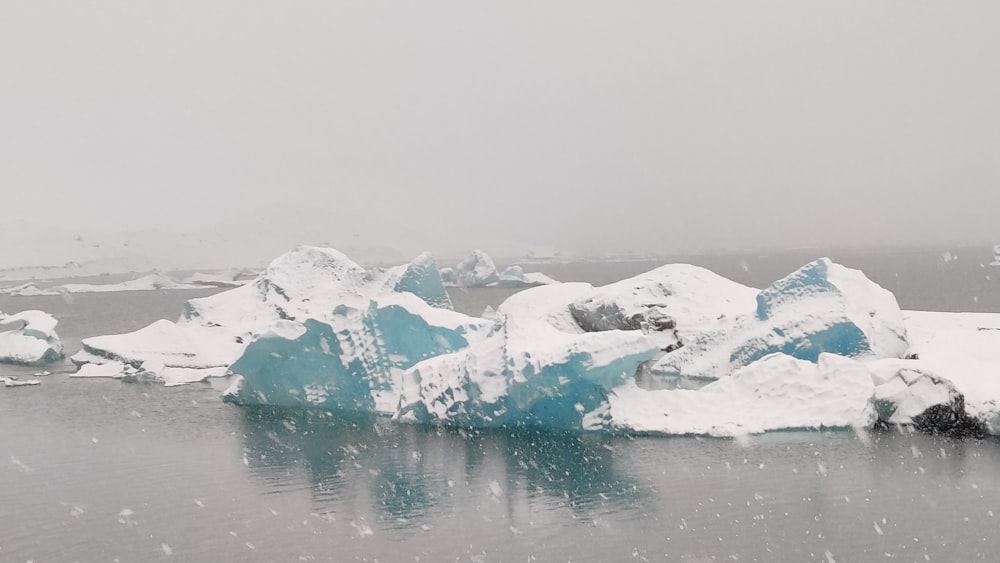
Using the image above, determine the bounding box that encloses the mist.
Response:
[2,1,999,261]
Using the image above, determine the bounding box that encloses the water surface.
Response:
[2,250,1000,561]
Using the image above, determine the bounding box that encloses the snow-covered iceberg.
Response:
[226,293,491,412]
[395,283,660,430]
[180,269,251,288]
[0,283,50,297]
[568,263,758,354]
[609,353,876,436]
[454,249,500,287]
[225,281,658,431]
[445,250,557,288]
[0,310,65,365]
[650,258,908,383]
[497,265,559,287]
[0,274,202,296]
[223,253,912,434]
[378,252,452,309]
[223,276,661,430]
[71,247,454,384]
[68,245,1000,438]
[72,320,241,385]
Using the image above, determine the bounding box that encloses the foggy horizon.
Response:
[3,2,999,259]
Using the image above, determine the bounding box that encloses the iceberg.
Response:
[226,293,491,412]
[497,265,558,287]
[71,319,242,385]
[2,376,42,387]
[609,353,876,436]
[0,310,65,365]
[68,244,1000,438]
[444,249,557,288]
[454,249,500,287]
[0,274,202,296]
[396,283,661,430]
[651,258,908,382]
[379,252,452,310]
[0,282,50,297]
[180,269,251,288]
[71,246,455,384]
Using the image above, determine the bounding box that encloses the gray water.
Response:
[2,249,1000,562]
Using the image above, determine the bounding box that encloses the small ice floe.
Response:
[2,376,41,387]
[0,310,64,366]
[117,508,137,526]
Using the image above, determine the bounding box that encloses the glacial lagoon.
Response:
[3,249,1000,561]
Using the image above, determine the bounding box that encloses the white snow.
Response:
[651,258,908,381]
[0,310,64,365]
[73,246,455,385]
[2,376,42,387]
[454,249,500,287]
[396,282,661,428]
[76,319,243,369]
[444,250,557,288]
[0,274,205,296]
[886,310,1000,433]
[180,269,251,287]
[570,263,758,352]
[2,310,59,339]
[609,353,876,436]
[869,362,958,425]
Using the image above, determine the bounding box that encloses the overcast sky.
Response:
[2,1,998,255]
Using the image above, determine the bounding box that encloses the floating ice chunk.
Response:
[3,310,59,339]
[57,273,201,293]
[226,293,491,412]
[381,252,452,309]
[454,249,500,287]
[0,310,64,365]
[522,271,559,285]
[497,265,559,287]
[180,269,251,288]
[0,282,49,296]
[609,353,877,437]
[74,319,243,370]
[497,265,526,286]
[72,361,130,380]
[652,258,908,381]
[2,275,204,295]
[2,376,42,387]
[396,283,660,430]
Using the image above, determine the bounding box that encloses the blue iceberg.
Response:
[226,294,492,412]
[227,283,660,430]
[386,252,452,309]
[652,258,909,381]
